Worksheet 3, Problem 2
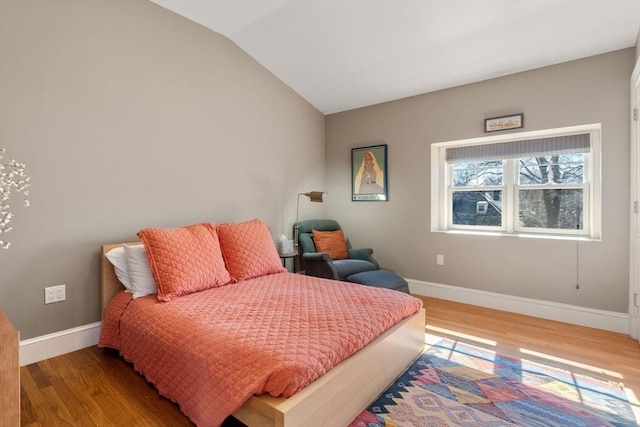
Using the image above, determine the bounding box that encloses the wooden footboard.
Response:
[101,243,425,427]
[233,308,425,427]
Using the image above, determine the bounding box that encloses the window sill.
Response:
[432,229,600,242]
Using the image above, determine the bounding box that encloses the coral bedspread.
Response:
[99,272,422,427]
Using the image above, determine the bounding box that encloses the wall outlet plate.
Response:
[45,284,66,304]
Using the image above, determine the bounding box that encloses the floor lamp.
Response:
[293,191,325,272]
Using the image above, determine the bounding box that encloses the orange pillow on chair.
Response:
[312,229,349,260]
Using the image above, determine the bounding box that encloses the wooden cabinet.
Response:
[0,309,19,426]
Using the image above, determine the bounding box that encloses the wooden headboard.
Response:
[100,242,139,318]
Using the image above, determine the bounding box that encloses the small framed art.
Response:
[485,113,524,132]
[351,144,388,201]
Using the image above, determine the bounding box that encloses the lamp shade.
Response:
[305,191,325,203]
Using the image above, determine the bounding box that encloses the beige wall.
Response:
[0,1,325,339]
[326,49,634,313]
[0,1,633,339]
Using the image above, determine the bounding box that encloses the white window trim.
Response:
[431,123,602,240]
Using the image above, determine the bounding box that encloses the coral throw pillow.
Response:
[138,223,231,302]
[217,219,286,282]
[312,229,349,260]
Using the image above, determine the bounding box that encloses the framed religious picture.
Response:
[351,144,388,201]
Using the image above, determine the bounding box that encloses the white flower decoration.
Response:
[0,149,30,249]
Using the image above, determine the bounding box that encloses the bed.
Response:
[99,221,425,427]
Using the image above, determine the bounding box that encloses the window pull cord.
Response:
[576,223,580,290]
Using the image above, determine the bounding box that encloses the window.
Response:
[431,124,601,239]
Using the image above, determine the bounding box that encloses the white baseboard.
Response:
[408,279,630,335]
[19,322,102,366]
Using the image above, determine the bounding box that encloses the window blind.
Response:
[445,133,591,163]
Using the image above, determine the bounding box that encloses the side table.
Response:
[278,250,298,272]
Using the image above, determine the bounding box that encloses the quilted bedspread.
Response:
[99,272,422,427]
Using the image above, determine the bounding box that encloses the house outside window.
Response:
[431,124,601,239]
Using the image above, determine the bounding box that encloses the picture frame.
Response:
[351,144,388,201]
[484,113,524,132]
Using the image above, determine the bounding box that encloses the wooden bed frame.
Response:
[101,243,425,427]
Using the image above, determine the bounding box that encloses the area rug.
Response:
[349,336,638,427]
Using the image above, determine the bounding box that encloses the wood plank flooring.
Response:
[20,296,640,426]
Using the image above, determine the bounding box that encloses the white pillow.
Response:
[105,246,133,291]
[123,244,158,298]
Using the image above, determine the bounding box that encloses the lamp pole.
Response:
[293,191,325,273]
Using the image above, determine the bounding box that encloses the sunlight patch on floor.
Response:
[426,325,497,346]
[422,324,639,425]
[518,347,623,379]
[518,347,640,423]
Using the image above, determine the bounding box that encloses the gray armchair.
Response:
[294,219,379,280]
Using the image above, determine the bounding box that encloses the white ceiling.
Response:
[151,0,640,114]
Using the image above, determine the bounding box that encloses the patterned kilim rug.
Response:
[349,336,638,427]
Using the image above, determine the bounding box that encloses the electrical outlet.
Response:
[436,254,444,266]
[45,284,66,304]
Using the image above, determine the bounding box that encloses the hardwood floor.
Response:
[20,296,640,426]
[421,297,640,402]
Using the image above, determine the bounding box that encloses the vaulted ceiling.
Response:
[152,0,640,114]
